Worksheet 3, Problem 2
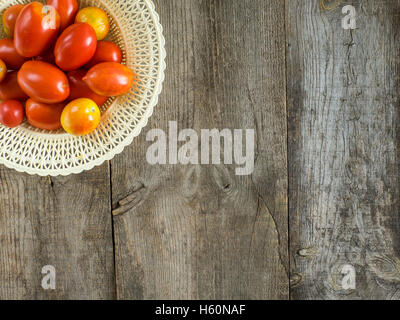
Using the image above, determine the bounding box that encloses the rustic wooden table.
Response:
[1,0,399,300]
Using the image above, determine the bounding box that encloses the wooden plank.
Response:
[0,165,115,299]
[288,0,400,299]
[111,0,288,299]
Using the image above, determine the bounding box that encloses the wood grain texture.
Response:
[288,0,400,299]
[5,0,400,301]
[0,165,114,299]
[111,0,288,299]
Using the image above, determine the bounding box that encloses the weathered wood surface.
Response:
[0,165,115,299]
[2,0,400,300]
[288,0,400,299]
[111,0,288,299]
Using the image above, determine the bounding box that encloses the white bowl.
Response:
[0,0,166,176]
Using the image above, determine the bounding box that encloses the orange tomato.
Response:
[83,62,135,97]
[14,2,60,57]
[0,59,7,83]
[61,98,101,136]
[67,69,109,106]
[26,99,65,131]
[75,7,110,40]
[47,0,78,31]
[18,61,70,104]
[0,39,29,70]
[0,71,28,101]
[54,23,97,71]
[2,4,25,37]
[0,100,24,128]
[85,41,123,69]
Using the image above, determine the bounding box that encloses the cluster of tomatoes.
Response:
[0,0,134,135]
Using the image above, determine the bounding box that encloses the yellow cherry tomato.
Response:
[75,7,110,40]
[61,98,101,136]
[0,59,7,83]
